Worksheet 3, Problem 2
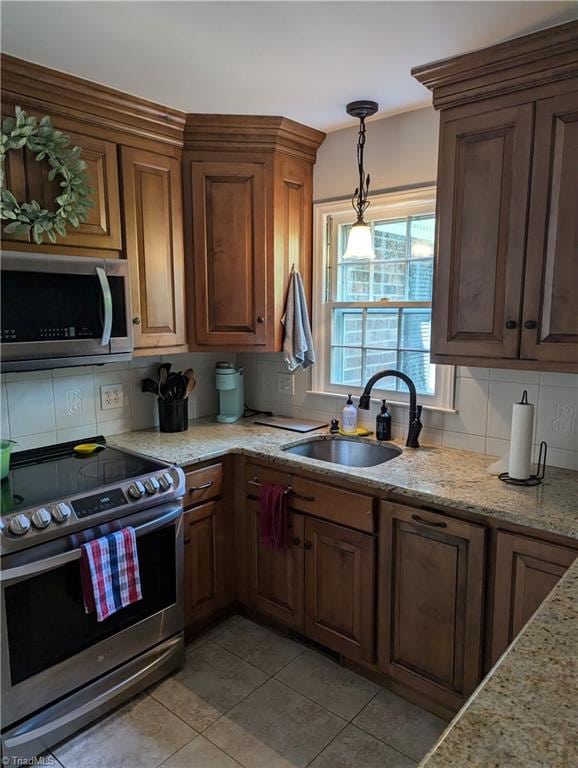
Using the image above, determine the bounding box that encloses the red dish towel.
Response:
[80,527,142,622]
[259,482,289,552]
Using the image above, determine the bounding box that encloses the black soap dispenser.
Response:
[376,400,391,441]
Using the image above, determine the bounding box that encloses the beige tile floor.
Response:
[50,616,447,768]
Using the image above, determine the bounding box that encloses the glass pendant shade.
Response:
[344,219,375,260]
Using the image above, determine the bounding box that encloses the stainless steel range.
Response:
[0,437,186,763]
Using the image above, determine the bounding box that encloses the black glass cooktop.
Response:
[0,436,163,515]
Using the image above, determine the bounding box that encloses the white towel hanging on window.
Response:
[281,268,315,371]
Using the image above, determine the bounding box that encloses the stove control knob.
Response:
[9,514,31,536]
[158,472,174,491]
[144,477,160,495]
[128,481,145,500]
[31,507,52,529]
[52,502,72,523]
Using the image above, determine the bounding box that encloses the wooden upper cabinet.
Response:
[379,501,485,711]
[190,160,268,346]
[3,129,122,252]
[434,104,533,359]
[183,115,325,351]
[121,147,186,352]
[414,21,578,372]
[490,531,576,665]
[304,517,375,663]
[521,91,578,365]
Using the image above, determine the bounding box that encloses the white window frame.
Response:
[311,186,455,412]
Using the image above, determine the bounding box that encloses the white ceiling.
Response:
[2,1,577,131]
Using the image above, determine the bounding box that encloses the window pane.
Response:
[365,349,398,384]
[337,263,371,301]
[365,309,398,348]
[399,351,435,395]
[371,261,406,301]
[408,259,433,301]
[373,219,407,260]
[400,309,431,351]
[332,309,363,346]
[331,347,362,387]
[410,216,435,259]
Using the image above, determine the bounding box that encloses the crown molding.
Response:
[184,114,326,162]
[1,54,186,147]
[412,20,578,110]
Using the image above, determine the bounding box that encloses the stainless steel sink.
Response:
[282,437,402,467]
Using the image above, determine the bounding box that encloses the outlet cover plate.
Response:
[100,383,124,410]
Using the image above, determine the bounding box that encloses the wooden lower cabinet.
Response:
[304,517,375,663]
[247,502,305,630]
[378,501,485,711]
[490,531,576,664]
[183,500,226,627]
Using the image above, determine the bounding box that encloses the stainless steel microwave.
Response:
[1,252,133,371]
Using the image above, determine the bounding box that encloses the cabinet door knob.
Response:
[504,320,517,329]
[257,316,265,324]
[304,541,312,550]
[132,317,141,326]
[184,536,190,544]
[292,537,301,546]
[524,320,537,330]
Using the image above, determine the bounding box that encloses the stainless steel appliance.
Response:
[0,438,186,762]
[1,252,133,371]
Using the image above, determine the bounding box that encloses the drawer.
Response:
[245,462,374,533]
[184,463,223,507]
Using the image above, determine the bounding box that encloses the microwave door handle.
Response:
[0,504,182,584]
[96,266,113,347]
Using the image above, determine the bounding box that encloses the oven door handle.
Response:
[96,265,113,347]
[0,505,182,585]
[3,634,182,750]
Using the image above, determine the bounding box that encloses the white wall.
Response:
[240,106,577,471]
[0,352,234,452]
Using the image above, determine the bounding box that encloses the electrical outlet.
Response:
[100,383,124,410]
[278,373,294,396]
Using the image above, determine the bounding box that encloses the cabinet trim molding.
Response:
[412,20,578,109]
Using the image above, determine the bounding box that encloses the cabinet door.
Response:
[184,500,226,627]
[491,532,576,664]
[247,502,304,629]
[190,161,267,346]
[304,517,375,663]
[2,129,121,251]
[121,147,186,350]
[521,91,578,365]
[433,103,533,360]
[379,502,485,710]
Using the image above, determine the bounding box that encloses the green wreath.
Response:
[0,107,92,244]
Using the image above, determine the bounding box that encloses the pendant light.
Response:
[344,100,379,260]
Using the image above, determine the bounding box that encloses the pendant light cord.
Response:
[352,115,371,221]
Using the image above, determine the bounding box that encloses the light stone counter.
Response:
[110,417,578,541]
[420,558,578,768]
[110,417,578,768]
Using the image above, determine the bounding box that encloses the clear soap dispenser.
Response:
[341,394,358,435]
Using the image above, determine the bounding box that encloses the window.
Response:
[312,188,454,410]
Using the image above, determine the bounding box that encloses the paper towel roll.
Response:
[508,390,534,480]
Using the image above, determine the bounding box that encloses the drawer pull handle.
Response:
[249,478,314,502]
[189,481,213,493]
[411,513,447,529]
[304,541,312,550]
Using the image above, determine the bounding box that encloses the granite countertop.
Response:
[110,417,578,541]
[110,417,578,767]
[420,557,578,768]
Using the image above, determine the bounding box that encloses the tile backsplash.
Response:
[0,352,234,452]
[238,353,578,471]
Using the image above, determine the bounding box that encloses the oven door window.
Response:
[5,527,176,685]
[1,271,127,344]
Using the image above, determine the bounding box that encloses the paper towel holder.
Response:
[499,441,548,487]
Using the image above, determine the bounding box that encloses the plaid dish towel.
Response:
[80,527,142,622]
